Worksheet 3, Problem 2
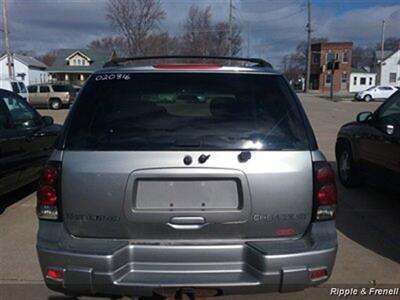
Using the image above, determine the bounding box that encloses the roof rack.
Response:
[103,55,273,68]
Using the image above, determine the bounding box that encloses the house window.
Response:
[325,74,332,86]
[342,51,349,63]
[389,73,396,83]
[353,76,357,85]
[342,73,348,83]
[369,77,373,85]
[360,77,366,85]
[327,52,335,63]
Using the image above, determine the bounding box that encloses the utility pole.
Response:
[379,20,385,84]
[2,0,14,79]
[305,0,312,93]
[228,0,233,56]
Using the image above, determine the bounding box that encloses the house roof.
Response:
[47,49,115,73]
[351,67,375,74]
[0,53,47,69]
[375,50,397,62]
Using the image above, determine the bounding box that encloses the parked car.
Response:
[0,79,29,101]
[36,56,337,299]
[27,84,76,109]
[354,85,398,102]
[336,89,400,190]
[0,89,61,197]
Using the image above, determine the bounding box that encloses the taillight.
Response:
[313,161,337,221]
[37,162,61,220]
[310,268,328,281]
[46,269,64,281]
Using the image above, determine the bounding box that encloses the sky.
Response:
[2,0,400,68]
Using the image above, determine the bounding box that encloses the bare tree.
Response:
[281,37,328,80]
[181,5,213,55]
[144,32,180,55]
[352,46,374,68]
[106,0,166,55]
[88,36,127,55]
[180,5,242,56]
[376,37,400,52]
[212,22,242,56]
[38,50,58,66]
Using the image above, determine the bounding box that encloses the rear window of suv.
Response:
[64,73,309,150]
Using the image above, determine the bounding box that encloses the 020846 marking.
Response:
[95,73,131,81]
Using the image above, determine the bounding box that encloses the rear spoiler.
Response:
[103,55,273,69]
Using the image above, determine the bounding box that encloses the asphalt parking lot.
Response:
[0,94,399,300]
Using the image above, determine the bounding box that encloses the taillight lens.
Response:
[313,162,337,221]
[317,184,337,205]
[37,185,57,205]
[310,268,328,281]
[46,269,64,280]
[37,162,61,220]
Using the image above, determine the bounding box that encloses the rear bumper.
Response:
[37,221,337,297]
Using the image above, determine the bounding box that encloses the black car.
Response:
[0,89,61,197]
[336,90,400,190]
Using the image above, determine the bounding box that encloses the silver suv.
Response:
[36,56,337,299]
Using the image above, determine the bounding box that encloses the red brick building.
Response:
[310,42,353,93]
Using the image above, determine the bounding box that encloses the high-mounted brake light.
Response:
[37,162,61,221]
[153,64,221,70]
[313,162,337,221]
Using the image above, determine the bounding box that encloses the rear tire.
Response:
[363,94,372,102]
[337,143,361,188]
[49,98,62,110]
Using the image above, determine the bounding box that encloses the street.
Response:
[0,94,399,300]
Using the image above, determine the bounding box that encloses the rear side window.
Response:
[11,82,20,93]
[1,95,42,128]
[18,82,27,93]
[65,73,309,150]
[40,86,50,93]
[28,86,37,93]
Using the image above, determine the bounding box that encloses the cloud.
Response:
[7,0,111,52]
[315,5,400,46]
[2,0,399,68]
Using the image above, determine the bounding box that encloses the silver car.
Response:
[36,57,337,299]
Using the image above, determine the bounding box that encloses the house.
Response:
[309,42,353,93]
[349,68,376,93]
[0,53,48,87]
[47,49,116,86]
[374,48,400,86]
